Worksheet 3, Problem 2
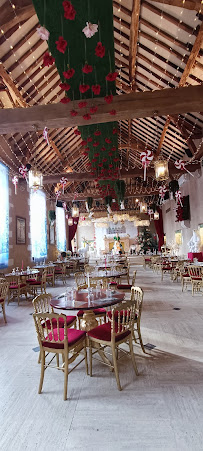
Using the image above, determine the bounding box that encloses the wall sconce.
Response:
[154,159,169,181]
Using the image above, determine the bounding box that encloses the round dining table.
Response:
[5,269,39,278]
[51,288,125,330]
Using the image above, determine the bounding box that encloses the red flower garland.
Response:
[79,84,90,93]
[78,101,87,108]
[60,97,71,104]
[59,82,71,91]
[63,1,76,20]
[90,106,98,114]
[82,64,93,74]
[101,147,106,151]
[109,109,116,115]
[106,72,118,82]
[74,129,81,135]
[105,138,112,144]
[81,140,87,146]
[94,130,101,136]
[92,84,101,95]
[70,110,78,116]
[87,137,92,142]
[95,42,105,58]
[104,94,113,104]
[113,127,118,134]
[56,36,67,54]
[83,113,91,120]
[63,68,75,79]
[43,52,55,67]
[93,142,99,147]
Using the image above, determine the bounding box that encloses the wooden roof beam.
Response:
[147,0,202,11]
[1,84,202,134]
[0,64,27,108]
[0,1,35,34]
[129,0,141,91]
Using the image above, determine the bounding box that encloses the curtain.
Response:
[30,190,47,259]
[56,206,66,252]
[0,163,9,268]
[154,207,164,251]
[68,217,79,251]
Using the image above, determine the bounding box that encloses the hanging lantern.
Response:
[28,169,43,190]
[72,205,79,217]
[154,211,159,220]
[68,217,73,226]
[154,159,169,181]
[139,202,148,213]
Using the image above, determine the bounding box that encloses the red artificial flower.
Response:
[90,172,94,175]
[94,130,101,136]
[104,95,113,104]
[92,84,101,95]
[59,82,71,91]
[56,36,67,54]
[74,129,81,136]
[98,163,103,167]
[63,68,75,79]
[92,158,97,162]
[94,152,99,157]
[82,64,93,74]
[83,113,91,120]
[92,167,97,171]
[93,142,99,147]
[101,147,106,151]
[113,127,118,134]
[83,152,88,156]
[95,42,105,58]
[106,72,118,82]
[60,97,71,104]
[85,147,90,152]
[78,101,87,108]
[63,1,76,20]
[103,158,107,162]
[109,164,113,168]
[79,84,90,93]
[111,146,116,151]
[87,137,92,142]
[114,157,119,162]
[43,52,55,67]
[90,106,98,114]
[86,162,91,166]
[81,140,87,146]
[70,110,78,117]
[105,138,112,144]
[109,109,116,115]
[108,152,113,157]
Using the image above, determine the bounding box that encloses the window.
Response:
[0,163,9,268]
[56,206,66,252]
[30,190,47,259]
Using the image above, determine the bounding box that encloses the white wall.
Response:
[162,169,203,256]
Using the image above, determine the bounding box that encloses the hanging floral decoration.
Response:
[175,190,183,207]
[19,164,28,180]
[43,52,55,67]
[82,22,98,38]
[174,160,194,177]
[55,189,61,203]
[43,126,50,146]
[159,185,167,204]
[12,175,18,195]
[37,26,50,41]
[63,1,76,20]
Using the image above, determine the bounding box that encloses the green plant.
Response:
[48,210,56,223]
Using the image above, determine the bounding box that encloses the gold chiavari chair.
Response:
[7,274,27,305]
[84,264,95,274]
[117,270,137,291]
[188,265,203,295]
[0,281,9,323]
[87,300,138,391]
[28,269,47,296]
[75,272,87,290]
[54,264,66,284]
[131,286,145,353]
[180,266,191,292]
[46,266,55,287]
[33,312,88,400]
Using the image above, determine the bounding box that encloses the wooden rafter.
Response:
[156,21,203,157]
[149,0,202,11]
[0,1,35,34]
[129,0,141,91]
[0,85,202,134]
[0,65,27,108]
[170,116,197,155]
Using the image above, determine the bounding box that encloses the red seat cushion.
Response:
[182,273,189,277]
[0,298,4,303]
[109,281,117,286]
[107,310,137,321]
[42,328,86,349]
[20,283,26,288]
[26,278,37,283]
[191,276,202,280]
[46,274,53,277]
[117,284,132,289]
[77,308,106,317]
[9,284,18,289]
[163,267,171,270]
[55,270,62,274]
[145,258,151,262]
[29,281,41,286]
[87,322,130,343]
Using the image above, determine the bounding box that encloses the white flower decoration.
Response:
[37,26,50,41]
[82,22,98,38]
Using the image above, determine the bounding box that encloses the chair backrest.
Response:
[131,286,144,318]
[75,272,86,288]
[188,265,203,278]
[131,270,137,286]
[6,275,20,285]
[33,312,68,349]
[84,264,94,274]
[41,269,47,283]
[110,300,137,340]
[0,277,6,283]
[0,281,9,300]
[32,293,52,314]
[47,266,55,275]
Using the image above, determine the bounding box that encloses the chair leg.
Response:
[56,353,59,368]
[38,350,41,364]
[63,353,68,401]
[38,350,45,394]
[129,335,138,376]
[137,321,145,353]
[84,341,88,375]
[2,303,7,323]
[111,344,122,391]
[89,341,92,377]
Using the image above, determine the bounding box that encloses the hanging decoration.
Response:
[148,209,154,220]
[43,127,50,146]
[72,204,79,217]
[114,180,126,210]
[159,185,167,204]
[174,160,194,177]
[140,150,153,181]
[169,180,179,200]
[154,159,169,181]
[12,175,18,195]
[154,211,159,220]
[105,195,112,214]
[28,169,43,191]
[175,190,183,207]
[19,164,28,180]
[82,22,98,38]
[55,189,61,203]
[37,26,50,41]
[60,177,68,194]
[62,202,67,211]
[68,217,73,226]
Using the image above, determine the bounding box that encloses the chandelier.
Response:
[28,169,43,190]
[72,205,79,217]
[139,202,148,214]
[154,159,169,181]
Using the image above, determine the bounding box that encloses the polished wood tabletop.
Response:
[50,289,125,311]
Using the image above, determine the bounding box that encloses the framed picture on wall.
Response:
[16,216,26,244]
[49,225,55,244]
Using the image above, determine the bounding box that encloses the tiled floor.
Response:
[0,259,203,451]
